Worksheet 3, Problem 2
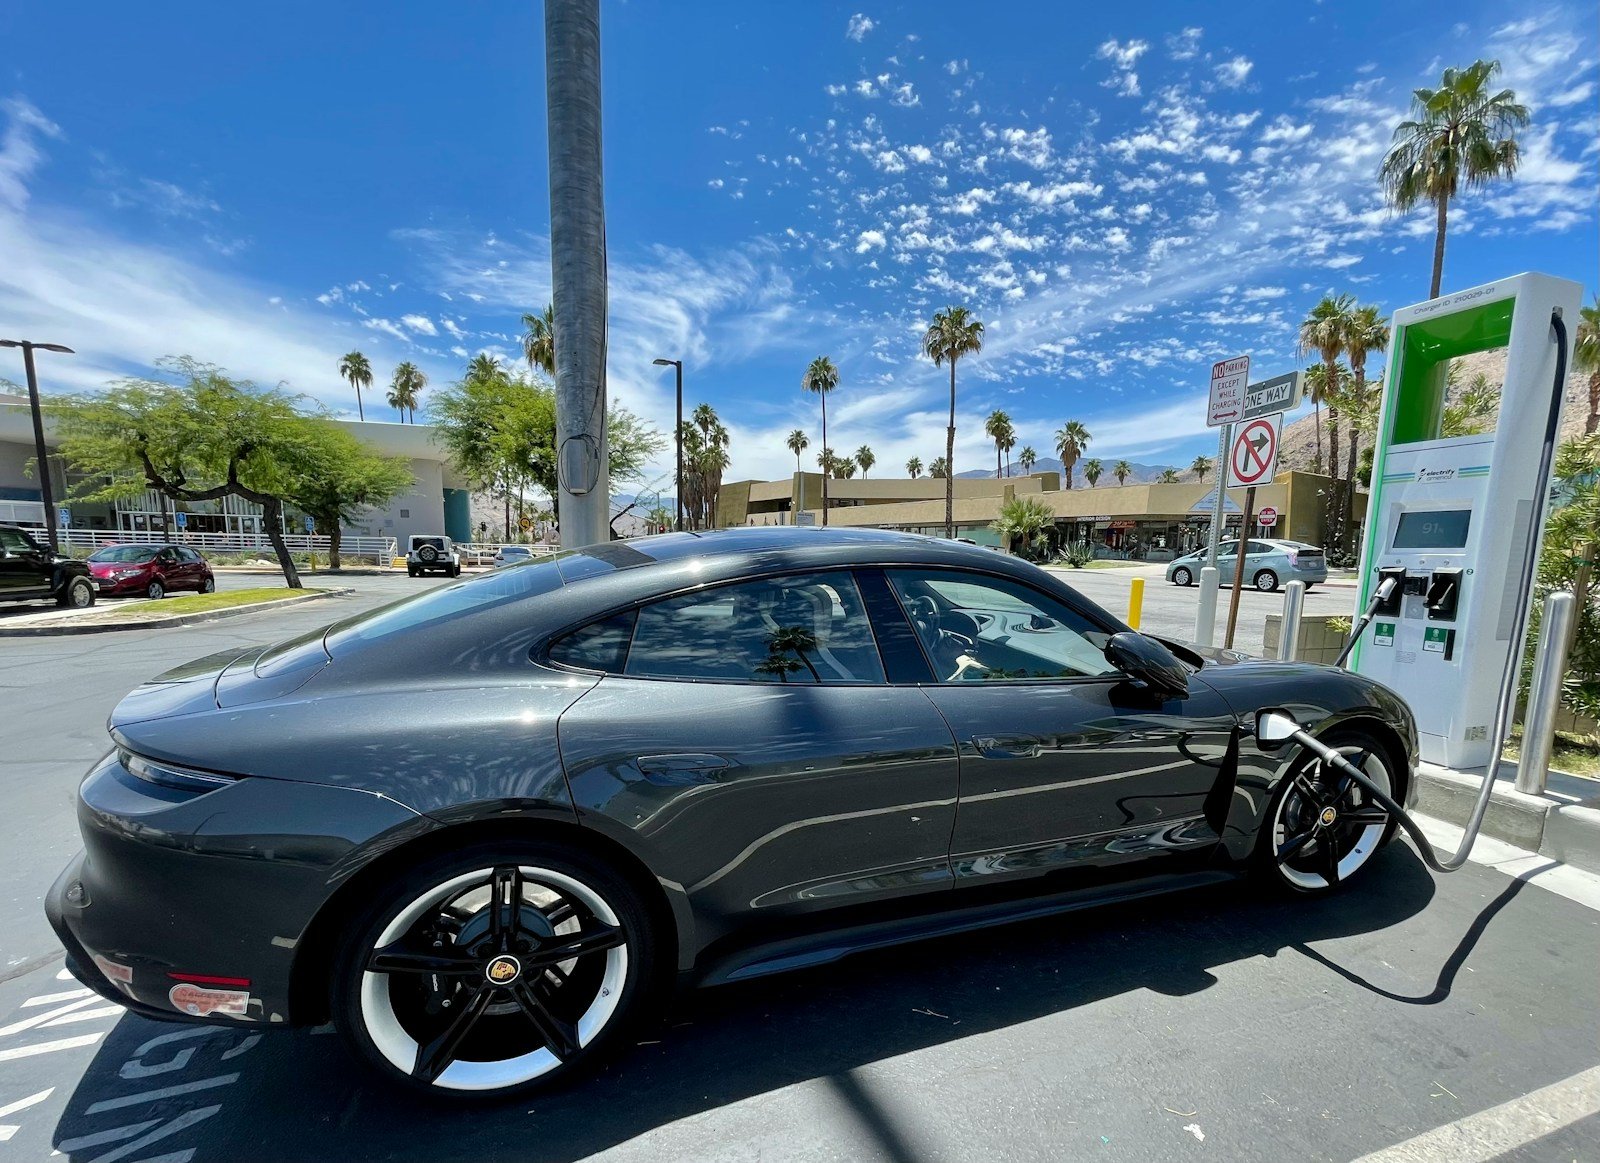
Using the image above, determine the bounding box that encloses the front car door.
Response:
[0,527,50,599]
[553,569,960,945]
[881,567,1239,888]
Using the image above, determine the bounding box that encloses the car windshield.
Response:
[326,553,568,649]
[88,546,158,563]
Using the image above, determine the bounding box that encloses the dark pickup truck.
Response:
[0,524,96,608]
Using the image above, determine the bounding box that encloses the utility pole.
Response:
[1,339,75,554]
[546,0,610,548]
[652,357,683,531]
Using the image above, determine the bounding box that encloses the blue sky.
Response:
[0,1,1595,487]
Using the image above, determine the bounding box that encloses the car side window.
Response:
[1246,541,1273,555]
[179,548,202,563]
[885,569,1120,683]
[548,610,637,674]
[0,528,33,554]
[619,572,885,684]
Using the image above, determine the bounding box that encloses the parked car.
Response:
[0,523,95,608]
[494,544,535,568]
[1165,538,1327,592]
[86,543,215,599]
[48,527,1415,1099]
[406,534,461,578]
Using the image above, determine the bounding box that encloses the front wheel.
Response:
[332,841,660,1098]
[1171,566,1192,587]
[57,576,96,608]
[1253,569,1279,593]
[146,579,165,600]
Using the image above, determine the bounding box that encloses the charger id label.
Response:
[1374,622,1396,647]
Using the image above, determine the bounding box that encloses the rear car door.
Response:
[554,570,960,933]
[882,567,1238,888]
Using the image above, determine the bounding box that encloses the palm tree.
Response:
[1577,295,1600,435]
[388,362,427,422]
[836,456,858,480]
[817,447,836,475]
[1379,59,1529,299]
[855,445,875,478]
[929,456,949,479]
[1083,458,1103,487]
[906,456,923,479]
[1158,468,1181,484]
[1054,421,1091,489]
[521,303,556,374]
[801,356,839,525]
[922,306,985,538]
[985,410,1012,478]
[467,352,503,382]
[1341,303,1389,539]
[1113,459,1132,486]
[1190,455,1212,482]
[338,351,372,421]
[1300,294,1356,485]
[786,429,810,473]
[1001,430,1017,478]
[1018,446,1037,475]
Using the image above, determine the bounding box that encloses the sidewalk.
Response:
[0,586,351,636]
[1417,759,1600,877]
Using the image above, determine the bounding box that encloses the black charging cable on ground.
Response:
[1261,309,1571,875]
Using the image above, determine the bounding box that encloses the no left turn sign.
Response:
[1226,414,1281,489]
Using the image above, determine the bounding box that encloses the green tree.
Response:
[1300,294,1356,483]
[338,350,372,422]
[922,305,985,537]
[855,444,875,478]
[906,456,923,479]
[1190,455,1212,482]
[387,362,426,423]
[1083,458,1103,487]
[1113,459,1131,486]
[835,455,857,480]
[1576,295,1600,436]
[293,423,414,569]
[1157,468,1180,484]
[1054,421,1091,489]
[1018,446,1037,475]
[55,358,318,586]
[929,456,949,479]
[1340,303,1389,543]
[1379,59,1529,299]
[801,356,839,525]
[679,405,731,529]
[1532,435,1600,716]
[985,409,1013,478]
[786,428,810,474]
[521,304,556,375]
[992,495,1055,561]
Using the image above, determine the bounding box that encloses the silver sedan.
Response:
[1165,538,1328,592]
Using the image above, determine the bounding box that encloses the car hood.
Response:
[109,630,332,730]
[88,560,152,577]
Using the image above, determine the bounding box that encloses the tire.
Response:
[1253,570,1279,593]
[1172,567,1192,587]
[451,565,462,578]
[201,576,216,594]
[146,579,165,600]
[408,567,419,578]
[418,545,439,564]
[57,576,96,609]
[1253,728,1399,896]
[331,840,661,1099]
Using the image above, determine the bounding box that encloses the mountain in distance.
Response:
[956,456,1185,486]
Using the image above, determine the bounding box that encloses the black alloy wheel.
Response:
[333,842,658,1097]
[1257,730,1397,894]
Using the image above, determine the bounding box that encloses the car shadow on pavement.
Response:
[54,847,1436,1163]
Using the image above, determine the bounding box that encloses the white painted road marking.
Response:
[0,1032,104,1062]
[86,1073,239,1114]
[1355,1062,1600,1162]
[0,1086,56,1143]
[21,989,93,1008]
[41,1005,124,1028]
[0,995,101,1038]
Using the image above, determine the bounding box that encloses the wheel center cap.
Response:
[485,954,522,986]
[1319,806,1338,827]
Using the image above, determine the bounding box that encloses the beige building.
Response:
[716,470,1360,561]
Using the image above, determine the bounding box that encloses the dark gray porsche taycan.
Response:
[48,527,1417,1097]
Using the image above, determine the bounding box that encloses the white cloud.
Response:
[0,97,61,210]
[855,229,887,252]
[1166,27,1203,60]
[853,79,878,99]
[1096,37,1149,97]
[400,314,437,336]
[905,144,934,164]
[845,13,875,42]
[890,82,920,108]
[1215,56,1254,88]
[363,317,409,341]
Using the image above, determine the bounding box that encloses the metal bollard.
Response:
[1195,566,1220,646]
[1278,581,1306,661]
[1127,577,1145,630]
[1517,591,1575,795]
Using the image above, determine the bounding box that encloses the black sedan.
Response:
[47,527,1417,1098]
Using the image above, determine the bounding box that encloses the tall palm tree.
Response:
[1190,455,1212,482]
[1158,468,1181,484]
[906,456,923,479]
[801,356,839,525]
[1001,430,1017,478]
[1379,59,1529,298]
[467,352,503,382]
[922,306,985,538]
[1113,459,1132,486]
[817,447,836,475]
[1577,295,1600,435]
[786,429,810,473]
[836,456,857,480]
[1083,458,1103,487]
[521,303,556,374]
[338,351,372,421]
[388,362,427,423]
[929,456,949,479]
[984,410,1012,478]
[1054,421,1091,489]
[1342,303,1389,537]
[1018,446,1037,475]
[1300,294,1356,486]
[855,445,875,478]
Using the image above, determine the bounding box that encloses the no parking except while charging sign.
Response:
[1226,414,1281,489]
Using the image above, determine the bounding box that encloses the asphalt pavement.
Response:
[3,565,1598,1161]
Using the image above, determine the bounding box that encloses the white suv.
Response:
[405,534,461,578]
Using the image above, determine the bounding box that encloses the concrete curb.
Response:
[1415,761,1600,876]
[0,587,354,637]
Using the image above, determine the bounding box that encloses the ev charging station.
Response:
[1349,272,1582,769]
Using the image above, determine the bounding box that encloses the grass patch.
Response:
[104,587,326,619]
[1502,727,1600,779]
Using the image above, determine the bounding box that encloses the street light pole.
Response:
[1,339,75,554]
[653,357,683,531]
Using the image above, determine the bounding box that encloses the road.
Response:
[2,565,1598,1161]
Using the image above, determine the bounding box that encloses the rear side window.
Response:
[549,611,637,673]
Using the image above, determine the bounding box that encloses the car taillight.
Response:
[1286,551,1298,565]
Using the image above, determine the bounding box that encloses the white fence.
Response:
[59,528,399,565]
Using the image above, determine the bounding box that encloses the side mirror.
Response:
[1254,708,1302,750]
[1103,631,1188,699]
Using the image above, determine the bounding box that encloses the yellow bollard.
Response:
[1127,576,1144,630]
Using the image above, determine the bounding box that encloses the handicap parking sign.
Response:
[303,515,315,533]
[174,511,187,529]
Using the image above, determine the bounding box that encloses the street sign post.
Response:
[174,511,187,530]
[1198,354,1250,647]
[57,506,70,528]
[1242,371,1302,422]
[303,515,315,534]
[1226,414,1281,489]
[1257,505,1278,528]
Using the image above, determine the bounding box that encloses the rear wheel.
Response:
[201,576,216,594]
[57,576,95,608]
[1172,566,1192,587]
[1253,569,1279,593]
[408,566,419,578]
[332,841,660,1098]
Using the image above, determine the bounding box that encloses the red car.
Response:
[86,543,216,599]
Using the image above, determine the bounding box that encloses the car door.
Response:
[1214,541,1240,583]
[178,547,205,589]
[0,527,44,598]
[881,567,1239,887]
[1240,540,1276,586]
[554,569,961,931]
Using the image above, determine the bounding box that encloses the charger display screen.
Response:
[1392,509,1472,549]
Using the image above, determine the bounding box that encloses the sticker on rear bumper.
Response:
[169,983,251,1017]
